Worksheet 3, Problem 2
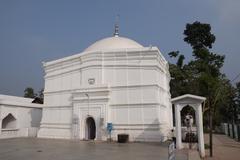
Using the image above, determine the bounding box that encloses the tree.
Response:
[183,21,216,50]
[181,21,225,113]
[24,87,36,98]
[23,87,44,104]
[168,51,188,97]
[38,88,44,100]
[169,21,228,157]
[235,82,240,122]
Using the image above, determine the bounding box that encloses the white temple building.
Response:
[37,26,173,142]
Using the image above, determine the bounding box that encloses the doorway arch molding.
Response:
[171,94,206,158]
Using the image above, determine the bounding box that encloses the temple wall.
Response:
[0,96,42,139]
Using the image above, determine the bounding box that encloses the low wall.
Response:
[221,123,240,141]
[0,127,39,139]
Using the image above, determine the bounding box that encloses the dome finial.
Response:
[113,15,120,37]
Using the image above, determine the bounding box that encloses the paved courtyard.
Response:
[0,138,187,160]
[205,134,240,160]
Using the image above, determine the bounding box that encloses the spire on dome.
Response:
[113,15,120,37]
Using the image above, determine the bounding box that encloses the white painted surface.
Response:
[0,95,43,138]
[172,94,206,158]
[84,36,143,52]
[38,35,172,142]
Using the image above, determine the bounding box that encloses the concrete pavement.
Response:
[204,134,240,160]
[0,138,188,160]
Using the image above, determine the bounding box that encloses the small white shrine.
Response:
[172,94,206,157]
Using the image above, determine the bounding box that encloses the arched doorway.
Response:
[85,117,96,140]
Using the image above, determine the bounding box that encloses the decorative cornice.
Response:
[44,64,166,79]
[44,84,167,95]
[43,47,168,76]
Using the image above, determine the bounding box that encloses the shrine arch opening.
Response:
[180,105,197,143]
[181,105,196,127]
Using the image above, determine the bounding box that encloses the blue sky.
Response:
[0,0,240,96]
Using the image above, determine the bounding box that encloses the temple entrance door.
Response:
[85,117,96,140]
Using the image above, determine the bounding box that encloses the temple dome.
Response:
[84,36,143,52]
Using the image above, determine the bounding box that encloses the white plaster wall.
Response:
[113,68,128,86]
[81,67,102,86]
[109,103,169,141]
[44,93,72,107]
[38,107,72,139]
[103,67,157,86]
[40,47,172,142]
[45,71,81,92]
[141,69,157,84]
[0,105,42,138]
[109,86,159,105]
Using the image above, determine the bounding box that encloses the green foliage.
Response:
[169,21,238,126]
[24,87,44,103]
[177,55,185,68]
[38,88,44,99]
[236,82,240,106]
[184,21,216,50]
[24,87,36,98]
[168,51,179,58]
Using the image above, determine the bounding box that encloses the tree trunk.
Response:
[209,102,213,157]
